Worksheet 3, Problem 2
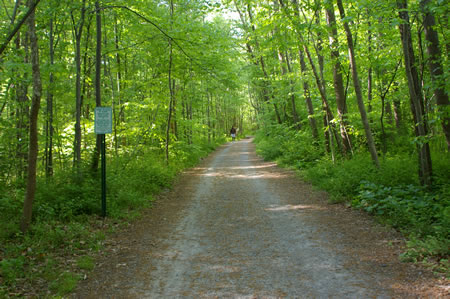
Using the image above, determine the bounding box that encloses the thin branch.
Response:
[2,0,12,22]
[381,59,402,100]
[0,0,41,57]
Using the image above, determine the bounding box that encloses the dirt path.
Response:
[75,138,445,298]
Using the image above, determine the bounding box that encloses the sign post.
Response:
[95,107,112,217]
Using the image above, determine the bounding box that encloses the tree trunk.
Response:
[21,0,42,233]
[45,17,55,177]
[337,0,379,168]
[15,30,29,180]
[92,0,102,171]
[299,49,319,141]
[245,2,282,124]
[284,0,343,154]
[421,0,450,151]
[325,0,352,155]
[397,0,432,185]
[283,51,301,128]
[165,0,174,164]
[393,92,402,130]
[367,9,373,114]
[207,93,211,143]
[72,0,86,169]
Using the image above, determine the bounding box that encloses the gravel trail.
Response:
[75,138,440,298]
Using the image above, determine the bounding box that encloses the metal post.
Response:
[101,134,106,217]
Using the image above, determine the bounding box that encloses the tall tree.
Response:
[397,0,432,185]
[44,16,55,177]
[165,0,175,164]
[324,0,352,155]
[282,0,342,154]
[71,0,87,169]
[336,0,379,167]
[92,0,102,171]
[299,49,319,140]
[420,0,450,151]
[20,0,42,232]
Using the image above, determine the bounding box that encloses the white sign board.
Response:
[95,107,113,134]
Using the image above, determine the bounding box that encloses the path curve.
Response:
[75,138,438,298]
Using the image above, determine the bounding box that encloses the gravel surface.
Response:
[74,138,448,298]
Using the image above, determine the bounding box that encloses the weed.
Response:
[0,256,25,285]
[49,272,80,295]
[77,256,95,271]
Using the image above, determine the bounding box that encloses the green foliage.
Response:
[0,256,26,286]
[352,181,449,238]
[34,170,100,221]
[254,124,323,168]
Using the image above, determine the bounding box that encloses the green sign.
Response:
[95,107,112,134]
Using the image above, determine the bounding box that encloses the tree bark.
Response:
[336,0,379,168]
[15,30,29,180]
[325,0,352,155]
[72,0,87,169]
[421,0,450,151]
[45,17,55,177]
[397,0,432,185]
[367,9,373,114]
[244,1,282,124]
[282,51,301,129]
[21,0,42,233]
[165,0,174,164]
[284,0,343,154]
[299,49,319,141]
[92,0,102,171]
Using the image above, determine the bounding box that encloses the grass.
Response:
[76,256,95,271]
[49,272,80,296]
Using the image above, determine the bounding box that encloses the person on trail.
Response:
[230,126,237,141]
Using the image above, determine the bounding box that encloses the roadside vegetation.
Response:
[254,124,450,277]
[0,140,222,297]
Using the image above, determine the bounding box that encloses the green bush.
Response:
[0,256,25,285]
[302,154,378,201]
[352,181,449,264]
[254,124,323,168]
[34,171,100,221]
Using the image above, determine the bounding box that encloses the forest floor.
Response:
[73,138,449,298]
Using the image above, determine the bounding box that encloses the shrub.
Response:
[353,181,450,264]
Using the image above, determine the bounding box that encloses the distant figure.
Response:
[230,127,237,141]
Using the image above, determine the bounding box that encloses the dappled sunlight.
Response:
[223,159,263,163]
[202,171,289,179]
[188,160,288,180]
[225,163,277,170]
[265,204,326,212]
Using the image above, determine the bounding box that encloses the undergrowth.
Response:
[254,124,450,277]
[0,140,219,297]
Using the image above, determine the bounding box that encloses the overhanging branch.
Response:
[0,0,41,57]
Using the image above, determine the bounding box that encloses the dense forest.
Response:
[0,0,448,296]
